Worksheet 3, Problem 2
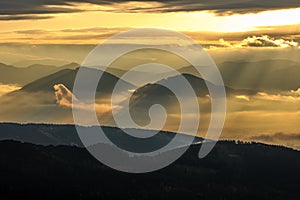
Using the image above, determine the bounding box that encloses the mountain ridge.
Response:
[0,62,79,85]
[19,67,135,95]
[0,123,203,152]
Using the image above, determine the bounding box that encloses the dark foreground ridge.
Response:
[0,137,300,199]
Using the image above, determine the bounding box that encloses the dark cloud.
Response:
[0,0,80,15]
[14,30,48,34]
[0,0,300,20]
[161,0,300,15]
[102,0,300,15]
[0,15,52,21]
[60,27,129,33]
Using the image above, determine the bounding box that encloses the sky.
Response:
[0,1,300,148]
[0,1,299,67]
[0,0,299,44]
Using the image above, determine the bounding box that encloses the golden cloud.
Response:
[219,35,300,48]
[0,84,21,96]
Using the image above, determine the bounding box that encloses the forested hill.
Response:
[0,139,299,200]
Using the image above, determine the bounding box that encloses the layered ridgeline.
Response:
[3,65,257,132]
[0,60,299,146]
[1,59,299,90]
[0,123,203,151]
[20,67,135,95]
[0,67,135,123]
[0,62,79,85]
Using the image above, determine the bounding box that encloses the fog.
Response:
[1,83,300,149]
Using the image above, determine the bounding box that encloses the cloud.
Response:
[233,89,300,103]
[250,132,298,142]
[219,38,234,48]
[0,1,81,15]
[1,25,299,46]
[0,84,21,96]
[1,82,300,149]
[54,84,73,107]
[145,0,300,15]
[1,0,300,20]
[90,0,300,15]
[235,95,250,101]
[255,89,300,102]
[249,132,300,149]
[0,15,52,21]
[0,90,73,124]
[0,27,130,44]
[219,35,300,48]
[53,84,121,123]
[14,30,49,34]
[250,132,300,142]
[291,88,300,95]
[239,35,299,48]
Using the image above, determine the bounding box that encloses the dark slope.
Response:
[0,140,299,200]
[133,73,254,98]
[0,123,203,151]
[128,73,253,124]
[21,69,75,92]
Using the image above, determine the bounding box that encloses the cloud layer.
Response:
[249,132,300,149]
[1,81,300,149]
[0,84,21,96]
[235,88,300,103]
[126,0,300,15]
[220,35,300,48]
[1,0,300,20]
[54,84,73,107]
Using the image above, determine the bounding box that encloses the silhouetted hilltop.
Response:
[0,123,203,152]
[20,67,135,94]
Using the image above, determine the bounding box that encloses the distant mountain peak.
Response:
[61,62,80,69]
[20,67,135,94]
